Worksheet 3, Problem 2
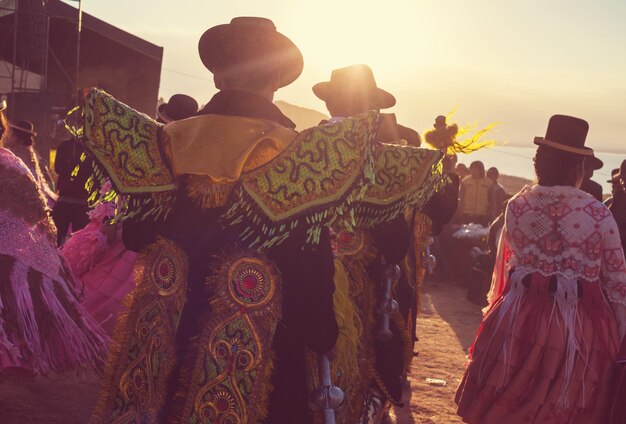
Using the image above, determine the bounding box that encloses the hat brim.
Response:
[156,103,172,124]
[312,82,396,109]
[198,24,303,89]
[10,124,36,137]
[589,155,603,170]
[533,137,593,156]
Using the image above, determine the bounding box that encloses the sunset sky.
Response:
[76,0,626,151]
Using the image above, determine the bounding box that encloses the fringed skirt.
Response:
[456,271,619,424]
[0,253,109,376]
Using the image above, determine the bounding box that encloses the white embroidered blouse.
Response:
[501,185,626,307]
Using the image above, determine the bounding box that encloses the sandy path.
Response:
[0,280,483,423]
[392,280,484,424]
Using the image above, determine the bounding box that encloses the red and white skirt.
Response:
[456,271,619,424]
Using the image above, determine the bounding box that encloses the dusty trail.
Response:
[392,280,483,424]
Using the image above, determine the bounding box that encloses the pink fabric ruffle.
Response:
[79,238,136,335]
[456,273,618,424]
[61,221,136,336]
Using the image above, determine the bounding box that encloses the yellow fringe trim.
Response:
[332,258,362,377]
[185,175,234,209]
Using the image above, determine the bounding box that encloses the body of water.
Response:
[458,146,625,196]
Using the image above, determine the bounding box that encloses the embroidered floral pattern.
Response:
[506,185,626,306]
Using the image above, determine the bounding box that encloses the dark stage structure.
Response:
[0,0,163,155]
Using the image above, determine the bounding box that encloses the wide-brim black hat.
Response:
[157,94,199,123]
[610,160,626,182]
[608,168,620,183]
[198,17,303,89]
[313,64,396,109]
[534,114,592,156]
[11,120,36,137]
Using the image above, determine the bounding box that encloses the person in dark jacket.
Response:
[609,160,626,253]
[52,137,92,245]
[605,167,620,208]
[580,154,604,201]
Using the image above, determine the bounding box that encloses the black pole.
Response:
[74,0,83,105]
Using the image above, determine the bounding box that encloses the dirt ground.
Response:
[0,279,483,424]
[391,279,484,424]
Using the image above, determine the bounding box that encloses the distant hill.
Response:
[274,100,328,131]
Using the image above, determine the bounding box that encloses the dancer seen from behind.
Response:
[90,18,344,424]
[0,100,108,378]
[456,114,626,424]
[314,64,411,423]
[313,64,455,423]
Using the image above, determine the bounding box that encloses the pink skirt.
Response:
[456,272,619,424]
[61,224,136,336]
[79,240,136,335]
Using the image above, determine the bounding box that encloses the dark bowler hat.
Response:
[313,64,396,109]
[198,17,303,88]
[534,114,592,156]
[610,160,626,182]
[157,94,198,123]
[11,120,37,137]
[608,168,620,183]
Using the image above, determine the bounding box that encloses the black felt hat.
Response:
[198,17,303,89]
[157,94,198,123]
[313,64,396,109]
[11,120,36,137]
[608,168,620,183]
[534,114,592,156]
[610,160,626,182]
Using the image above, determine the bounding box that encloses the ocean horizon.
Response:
[458,145,624,196]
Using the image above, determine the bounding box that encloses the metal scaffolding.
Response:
[0,0,50,120]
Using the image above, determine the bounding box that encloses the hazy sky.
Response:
[75,0,626,151]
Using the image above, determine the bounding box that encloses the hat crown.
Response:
[198,16,303,89]
[329,64,377,91]
[313,64,396,109]
[15,120,34,131]
[544,114,589,149]
[160,94,198,122]
[230,17,276,31]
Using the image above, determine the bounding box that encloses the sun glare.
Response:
[285,0,433,78]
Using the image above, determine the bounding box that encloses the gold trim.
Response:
[534,137,593,156]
